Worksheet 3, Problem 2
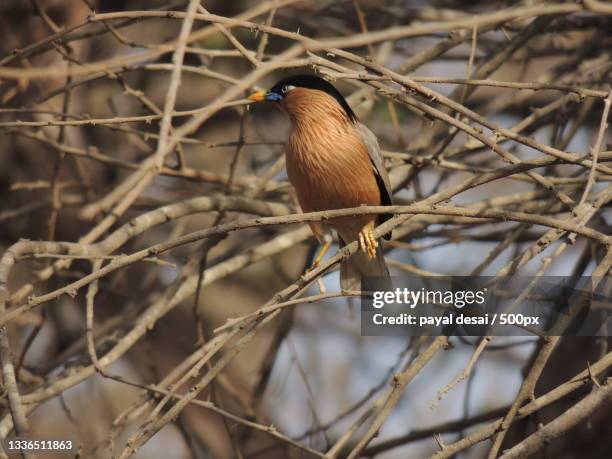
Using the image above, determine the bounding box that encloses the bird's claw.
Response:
[305,261,319,275]
[358,227,378,259]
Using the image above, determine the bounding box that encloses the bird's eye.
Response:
[281,85,295,94]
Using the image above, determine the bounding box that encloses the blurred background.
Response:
[0,0,611,458]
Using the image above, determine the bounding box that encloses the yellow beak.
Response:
[248,90,266,102]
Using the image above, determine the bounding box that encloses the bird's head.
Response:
[248,74,357,124]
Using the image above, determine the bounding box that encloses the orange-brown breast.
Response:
[283,88,381,242]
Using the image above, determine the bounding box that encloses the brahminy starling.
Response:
[249,74,392,290]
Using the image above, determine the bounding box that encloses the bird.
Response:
[248,74,392,290]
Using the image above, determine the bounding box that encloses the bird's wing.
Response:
[356,122,393,239]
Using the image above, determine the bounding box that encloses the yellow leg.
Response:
[358,225,378,259]
[309,237,332,271]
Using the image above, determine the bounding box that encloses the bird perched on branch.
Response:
[248,74,392,290]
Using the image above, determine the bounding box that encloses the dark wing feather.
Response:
[356,122,393,240]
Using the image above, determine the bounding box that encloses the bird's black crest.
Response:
[271,74,357,122]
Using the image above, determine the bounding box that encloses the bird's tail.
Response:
[339,239,390,291]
